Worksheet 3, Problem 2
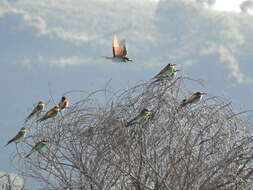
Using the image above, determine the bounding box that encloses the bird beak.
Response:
[175,69,181,72]
[201,92,206,95]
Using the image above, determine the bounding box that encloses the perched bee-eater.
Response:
[126,108,153,127]
[4,127,27,147]
[25,101,44,122]
[58,96,69,111]
[154,63,180,81]
[25,140,49,158]
[170,69,180,78]
[116,116,125,122]
[37,106,60,122]
[103,33,132,62]
[180,92,206,107]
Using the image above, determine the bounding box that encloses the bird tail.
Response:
[36,118,43,123]
[126,119,136,127]
[26,113,33,121]
[36,116,46,122]
[3,142,10,148]
[152,78,162,84]
[3,139,15,148]
[25,151,34,158]
[146,78,162,89]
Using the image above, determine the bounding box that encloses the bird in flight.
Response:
[103,33,132,62]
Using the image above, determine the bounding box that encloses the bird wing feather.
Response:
[155,64,174,78]
[26,107,37,121]
[112,34,120,57]
[157,65,170,75]
[46,109,55,117]
[119,40,127,57]
[187,94,198,103]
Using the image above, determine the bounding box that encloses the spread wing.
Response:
[119,40,127,57]
[112,34,120,57]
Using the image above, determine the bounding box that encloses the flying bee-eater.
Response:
[25,140,49,158]
[37,106,60,122]
[4,127,27,147]
[103,33,132,62]
[154,63,180,81]
[180,92,206,107]
[25,101,44,122]
[126,108,153,127]
[58,96,69,111]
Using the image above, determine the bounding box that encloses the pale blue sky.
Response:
[1,0,253,188]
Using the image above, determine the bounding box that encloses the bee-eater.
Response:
[180,92,206,107]
[116,116,125,122]
[154,63,180,81]
[58,96,69,111]
[4,127,27,147]
[25,101,45,122]
[126,108,153,127]
[37,106,60,122]
[103,33,132,62]
[25,140,49,158]
[170,69,180,78]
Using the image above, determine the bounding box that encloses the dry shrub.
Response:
[12,77,253,190]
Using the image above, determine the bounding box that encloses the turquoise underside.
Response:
[19,131,26,136]
[164,68,173,75]
[113,57,125,62]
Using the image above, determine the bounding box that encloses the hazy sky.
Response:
[0,0,252,188]
[0,1,158,188]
